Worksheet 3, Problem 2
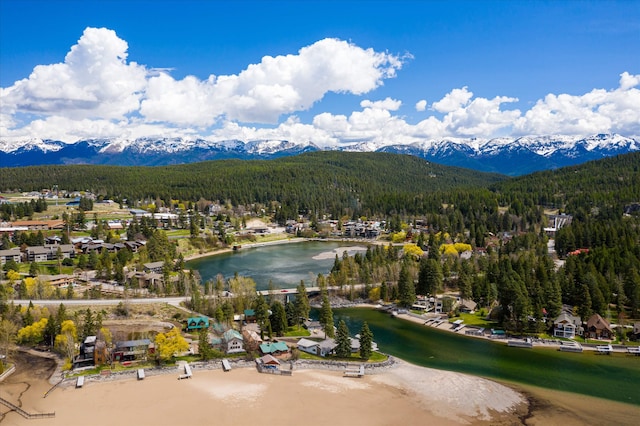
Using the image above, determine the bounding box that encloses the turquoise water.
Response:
[187,241,368,290]
[190,241,640,405]
[331,307,640,406]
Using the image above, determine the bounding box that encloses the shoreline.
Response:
[182,236,307,262]
[3,346,640,425]
[2,351,527,426]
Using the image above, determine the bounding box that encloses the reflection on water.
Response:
[329,307,640,406]
[187,241,368,290]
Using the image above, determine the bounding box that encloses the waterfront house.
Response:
[259,341,289,356]
[553,312,583,338]
[459,299,477,314]
[316,338,338,357]
[296,338,320,355]
[112,339,152,362]
[223,329,245,354]
[256,354,280,371]
[585,314,613,340]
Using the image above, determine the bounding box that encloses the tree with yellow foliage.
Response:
[17,317,48,345]
[154,327,188,364]
[403,243,424,260]
[55,319,78,364]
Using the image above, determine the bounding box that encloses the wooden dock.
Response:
[222,359,232,372]
[344,364,365,378]
[178,363,193,379]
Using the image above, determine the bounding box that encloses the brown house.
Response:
[585,314,613,340]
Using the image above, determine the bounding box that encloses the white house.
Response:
[553,312,583,338]
[296,338,320,355]
[223,329,244,354]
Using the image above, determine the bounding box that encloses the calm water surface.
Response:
[331,307,640,406]
[187,241,368,290]
[190,241,640,405]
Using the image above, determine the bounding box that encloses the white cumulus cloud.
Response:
[1,27,147,121]
[0,26,638,148]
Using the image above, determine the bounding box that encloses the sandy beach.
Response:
[3,349,640,426]
[2,352,527,426]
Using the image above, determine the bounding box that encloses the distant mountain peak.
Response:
[1,133,638,175]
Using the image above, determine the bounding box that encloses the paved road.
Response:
[12,297,189,307]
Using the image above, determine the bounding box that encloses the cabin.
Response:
[459,299,477,314]
[186,316,209,331]
[585,314,613,340]
[243,309,256,323]
[255,354,280,371]
[259,341,289,356]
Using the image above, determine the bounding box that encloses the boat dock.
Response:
[627,346,640,356]
[596,344,613,355]
[507,338,533,348]
[178,362,193,379]
[559,341,583,352]
[344,364,365,378]
[222,359,232,372]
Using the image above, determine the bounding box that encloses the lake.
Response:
[186,240,369,289]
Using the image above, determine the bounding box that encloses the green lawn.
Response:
[284,325,310,337]
[451,312,497,327]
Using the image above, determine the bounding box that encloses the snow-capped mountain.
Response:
[1,134,638,176]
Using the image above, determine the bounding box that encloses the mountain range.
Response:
[1,133,638,176]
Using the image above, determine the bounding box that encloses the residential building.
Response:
[553,312,583,338]
[0,248,21,265]
[223,329,244,354]
[585,314,613,340]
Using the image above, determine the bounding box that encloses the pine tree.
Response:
[294,280,310,326]
[269,300,288,336]
[359,322,373,360]
[319,291,334,338]
[397,264,416,307]
[335,320,351,358]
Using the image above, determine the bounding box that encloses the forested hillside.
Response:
[0,152,504,218]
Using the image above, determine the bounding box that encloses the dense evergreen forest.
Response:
[0,152,504,219]
[2,151,640,335]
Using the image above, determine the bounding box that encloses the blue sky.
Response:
[1,0,639,147]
